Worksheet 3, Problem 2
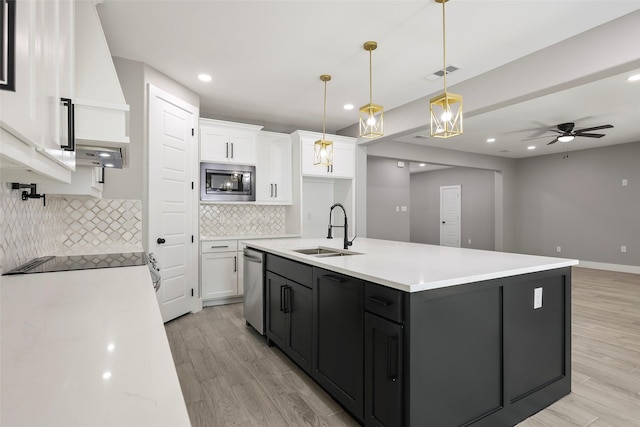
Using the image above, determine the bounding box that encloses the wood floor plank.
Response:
[201,375,251,427]
[231,379,290,427]
[270,391,321,426]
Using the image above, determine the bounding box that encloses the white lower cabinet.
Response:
[200,240,242,303]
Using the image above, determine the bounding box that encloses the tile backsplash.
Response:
[200,204,285,237]
[0,183,142,274]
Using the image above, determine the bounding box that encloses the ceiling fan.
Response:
[527,122,614,145]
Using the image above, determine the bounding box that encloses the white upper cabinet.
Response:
[296,131,356,179]
[0,0,75,183]
[200,118,262,165]
[255,131,292,204]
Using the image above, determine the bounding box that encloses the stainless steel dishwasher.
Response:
[243,248,265,335]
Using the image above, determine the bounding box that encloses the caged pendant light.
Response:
[359,41,384,138]
[314,75,334,166]
[430,0,463,138]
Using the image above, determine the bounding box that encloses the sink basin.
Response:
[292,247,361,258]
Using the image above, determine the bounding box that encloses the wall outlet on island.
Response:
[556,246,562,253]
[468,238,471,244]
[621,245,627,253]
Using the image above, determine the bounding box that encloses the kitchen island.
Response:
[1,265,190,427]
[243,237,578,427]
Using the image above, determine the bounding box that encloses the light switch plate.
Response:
[534,287,543,309]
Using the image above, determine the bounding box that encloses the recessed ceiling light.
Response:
[343,104,354,110]
[198,73,212,82]
[104,163,115,168]
[419,163,426,167]
[98,152,111,158]
[527,146,536,150]
[627,73,640,82]
[486,138,495,143]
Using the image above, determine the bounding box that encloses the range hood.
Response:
[74,1,130,167]
[76,145,123,169]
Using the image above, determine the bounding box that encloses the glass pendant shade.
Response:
[359,103,384,138]
[314,74,333,166]
[430,92,463,138]
[313,139,334,166]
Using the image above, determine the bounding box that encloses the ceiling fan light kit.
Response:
[314,74,334,167]
[359,41,384,139]
[546,122,613,145]
[430,0,463,139]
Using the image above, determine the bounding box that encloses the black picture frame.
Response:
[1,0,16,92]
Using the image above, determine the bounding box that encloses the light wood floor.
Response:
[165,267,640,427]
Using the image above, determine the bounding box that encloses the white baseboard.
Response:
[577,261,640,275]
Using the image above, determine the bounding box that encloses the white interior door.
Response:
[440,185,461,247]
[148,84,197,323]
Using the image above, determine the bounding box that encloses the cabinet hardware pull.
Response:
[231,142,234,158]
[210,245,229,249]
[367,296,391,307]
[285,286,292,313]
[323,275,346,283]
[270,183,273,198]
[388,335,399,382]
[226,142,229,158]
[234,256,237,272]
[280,286,285,312]
[60,98,75,152]
[275,183,278,198]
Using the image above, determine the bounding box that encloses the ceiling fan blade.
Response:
[547,137,559,145]
[576,124,613,132]
[575,133,605,138]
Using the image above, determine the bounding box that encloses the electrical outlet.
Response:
[621,245,627,253]
[401,206,407,212]
[556,246,562,253]
[622,179,628,186]
[468,239,471,244]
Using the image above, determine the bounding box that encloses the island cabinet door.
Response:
[288,281,313,371]
[266,272,288,349]
[312,269,365,421]
[504,273,569,404]
[364,313,404,427]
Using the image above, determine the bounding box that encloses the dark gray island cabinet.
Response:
[262,251,571,427]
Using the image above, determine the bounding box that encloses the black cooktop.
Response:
[3,252,147,275]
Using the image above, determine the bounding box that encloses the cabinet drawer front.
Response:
[201,240,237,253]
[266,254,312,288]
[365,283,404,323]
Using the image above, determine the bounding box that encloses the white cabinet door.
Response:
[256,133,292,204]
[39,166,103,198]
[269,138,292,203]
[201,253,238,300]
[199,119,261,164]
[237,251,245,296]
[300,136,355,179]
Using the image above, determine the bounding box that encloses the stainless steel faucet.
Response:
[327,203,355,250]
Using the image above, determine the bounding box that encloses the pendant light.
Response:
[314,75,334,166]
[430,0,463,138]
[359,41,384,138]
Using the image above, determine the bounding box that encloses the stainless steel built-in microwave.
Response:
[200,162,256,202]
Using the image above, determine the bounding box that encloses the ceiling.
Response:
[96,0,640,159]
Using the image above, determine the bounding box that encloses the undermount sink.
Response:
[292,247,361,258]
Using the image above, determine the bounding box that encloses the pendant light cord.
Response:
[442,0,447,91]
[322,79,327,139]
[369,49,373,104]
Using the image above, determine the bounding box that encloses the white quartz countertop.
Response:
[242,237,579,293]
[1,266,190,427]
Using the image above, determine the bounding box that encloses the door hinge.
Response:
[191,288,194,297]
[192,128,194,136]
[191,235,194,243]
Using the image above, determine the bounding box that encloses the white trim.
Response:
[577,261,640,275]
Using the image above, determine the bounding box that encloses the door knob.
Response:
[157,238,166,244]
[442,221,445,224]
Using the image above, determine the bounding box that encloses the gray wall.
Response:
[514,141,640,266]
[410,167,496,250]
[105,57,200,200]
[367,157,411,241]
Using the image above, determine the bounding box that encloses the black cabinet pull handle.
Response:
[323,275,346,283]
[280,285,285,312]
[367,296,391,306]
[60,98,75,151]
[388,335,399,382]
[283,286,291,314]
[157,238,166,244]
[226,142,229,158]
[231,142,234,158]
[233,256,237,272]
